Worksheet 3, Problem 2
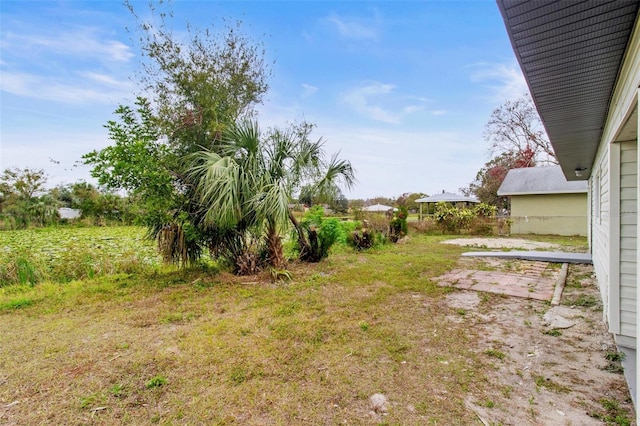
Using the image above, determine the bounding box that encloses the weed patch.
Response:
[563,294,599,308]
[533,375,570,394]
[0,297,35,311]
[604,350,626,374]
[589,398,633,426]
[146,375,168,389]
[484,349,506,361]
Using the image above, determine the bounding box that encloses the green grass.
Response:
[0,232,477,424]
[0,226,162,286]
[484,349,506,361]
[563,294,599,308]
[533,375,571,394]
[589,398,633,426]
[510,234,589,251]
[0,230,621,424]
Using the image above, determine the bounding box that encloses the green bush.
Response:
[433,202,484,234]
[0,250,48,286]
[473,203,497,217]
[337,220,358,245]
[389,206,408,242]
[296,207,348,261]
[318,218,342,258]
[348,228,377,250]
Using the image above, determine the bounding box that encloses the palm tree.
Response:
[190,119,355,273]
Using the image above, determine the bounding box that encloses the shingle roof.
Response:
[497,166,588,196]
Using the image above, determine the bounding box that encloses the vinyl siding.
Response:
[591,144,610,319]
[619,141,637,338]
[509,193,587,236]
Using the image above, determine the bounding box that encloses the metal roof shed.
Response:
[362,203,397,212]
[415,192,479,220]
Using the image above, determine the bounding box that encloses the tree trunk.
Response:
[288,209,311,260]
[265,220,285,269]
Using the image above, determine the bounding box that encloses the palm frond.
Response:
[313,152,356,201]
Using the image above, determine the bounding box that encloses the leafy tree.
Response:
[84,98,175,224]
[191,119,355,272]
[0,167,53,227]
[467,148,535,208]
[28,194,60,227]
[68,182,101,217]
[467,94,549,208]
[484,94,556,164]
[0,167,47,202]
[329,190,349,214]
[396,192,426,212]
[349,199,365,210]
[127,1,270,153]
[85,4,271,265]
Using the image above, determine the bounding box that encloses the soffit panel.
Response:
[497,0,640,180]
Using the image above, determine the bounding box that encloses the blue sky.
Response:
[0,1,528,200]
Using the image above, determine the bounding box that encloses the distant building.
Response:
[415,192,478,220]
[58,208,82,220]
[362,204,397,213]
[498,166,588,236]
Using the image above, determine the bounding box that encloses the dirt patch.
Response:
[443,237,559,250]
[442,257,635,425]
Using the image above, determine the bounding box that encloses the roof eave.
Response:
[496,0,640,181]
[498,190,588,196]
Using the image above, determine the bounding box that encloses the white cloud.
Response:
[341,82,425,124]
[1,24,135,105]
[430,110,447,116]
[80,72,131,88]
[469,61,529,103]
[342,82,398,123]
[2,29,134,63]
[301,83,318,98]
[326,13,379,41]
[0,71,134,104]
[404,105,424,114]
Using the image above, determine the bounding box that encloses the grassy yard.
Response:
[0,232,585,424]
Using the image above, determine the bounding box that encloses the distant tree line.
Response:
[0,167,138,230]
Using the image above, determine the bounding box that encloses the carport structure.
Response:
[415,192,478,220]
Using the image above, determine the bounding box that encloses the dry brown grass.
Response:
[0,234,595,425]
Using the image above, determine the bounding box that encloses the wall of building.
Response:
[508,193,587,236]
[619,140,638,342]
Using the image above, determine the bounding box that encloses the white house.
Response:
[58,208,82,220]
[498,0,640,409]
